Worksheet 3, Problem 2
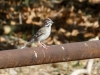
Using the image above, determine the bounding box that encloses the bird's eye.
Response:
[44,21,47,25]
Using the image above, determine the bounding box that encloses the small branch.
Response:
[71,59,94,75]
[19,12,22,24]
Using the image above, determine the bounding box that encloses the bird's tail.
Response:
[21,39,34,49]
[21,42,29,49]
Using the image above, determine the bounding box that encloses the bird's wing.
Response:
[34,27,46,38]
[29,27,46,42]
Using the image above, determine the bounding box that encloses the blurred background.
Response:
[0,0,100,75]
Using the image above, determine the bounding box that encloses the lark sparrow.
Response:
[21,18,54,49]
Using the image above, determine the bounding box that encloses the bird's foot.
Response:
[39,42,49,49]
[42,44,49,49]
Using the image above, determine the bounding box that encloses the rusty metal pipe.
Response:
[0,40,100,69]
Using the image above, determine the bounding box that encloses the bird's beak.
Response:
[52,21,54,24]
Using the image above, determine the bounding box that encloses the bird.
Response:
[21,18,54,49]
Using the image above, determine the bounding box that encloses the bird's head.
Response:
[44,18,54,27]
